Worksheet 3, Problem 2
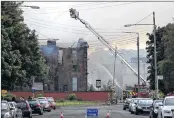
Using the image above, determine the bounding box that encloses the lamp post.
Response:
[21,5,40,9]
[122,32,140,97]
[124,12,157,98]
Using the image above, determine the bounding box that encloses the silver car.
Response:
[8,102,22,118]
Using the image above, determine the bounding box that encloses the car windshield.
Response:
[127,98,132,102]
[9,103,15,108]
[1,102,9,110]
[28,100,38,105]
[47,98,54,102]
[39,100,48,104]
[16,102,27,108]
[164,98,174,106]
[138,100,153,105]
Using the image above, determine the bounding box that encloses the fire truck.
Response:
[132,84,150,98]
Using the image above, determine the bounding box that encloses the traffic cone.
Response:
[106,112,110,118]
[60,111,64,118]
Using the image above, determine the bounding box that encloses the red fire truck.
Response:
[132,84,150,98]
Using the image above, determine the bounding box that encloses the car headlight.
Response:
[154,109,158,113]
[137,106,142,109]
[4,112,11,118]
[164,110,171,113]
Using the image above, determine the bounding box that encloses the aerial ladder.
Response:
[69,8,146,85]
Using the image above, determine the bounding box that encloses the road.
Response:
[32,104,149,118]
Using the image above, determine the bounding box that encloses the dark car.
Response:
[135,99,153,115]
[1,101,13,118]
[16,100,32,118]
[149,100,163,118]
[28,99,43,115]
[46,97,56,110]
[38,100,51,112]
[123,98,132,110]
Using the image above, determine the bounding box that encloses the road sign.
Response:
[96,80,101,88]
[157,75,163,80]
[33,82,43,90]
[87,108,98,117]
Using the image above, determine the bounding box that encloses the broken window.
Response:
[72,65,77,71]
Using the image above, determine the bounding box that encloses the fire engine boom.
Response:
[69,8,146,84]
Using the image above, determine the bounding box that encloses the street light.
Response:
[21,5,40,9]
[122,32,140,97]
[124,12,158,98]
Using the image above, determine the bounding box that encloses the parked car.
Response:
[28,99,43,115]
[123,98,132,110]
[149,100,163,118]
[38,99,51,112]
[1,101,13,118]
[37,97,47,100]
[129,98,142,114]
[8,102,23,118]
[16,100,32,118]
[158,96,174,118]
[134,99,153,115]
[46,97,56,110]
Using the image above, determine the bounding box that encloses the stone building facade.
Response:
[57,38,89,92]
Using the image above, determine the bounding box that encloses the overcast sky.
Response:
[22,2,174,50]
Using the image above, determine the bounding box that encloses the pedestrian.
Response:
[28,96,32,100]
[12,97,16,102]
[20,96,24,101]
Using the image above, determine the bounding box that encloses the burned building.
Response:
[58,38,89,92]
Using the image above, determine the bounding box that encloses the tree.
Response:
[101,80,113,91]
[89,84,95,91]
[146,26,166,91]
[1,1,48,90]
[158,23,174,93]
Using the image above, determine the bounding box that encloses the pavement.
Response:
[32,104,149,118]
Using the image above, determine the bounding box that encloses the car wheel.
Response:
[39,111,43,115]
[131,111,134,114]
[135,109,139,115]
[29,114,32,118]
[123,107,126,110]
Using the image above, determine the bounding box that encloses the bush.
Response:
[36,93,44,98]
[68,93,77,101]
[4,96,12,101]
[6,93,16,98]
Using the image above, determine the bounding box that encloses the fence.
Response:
[10,91,109,102]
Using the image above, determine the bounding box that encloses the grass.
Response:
[56,100,97,107]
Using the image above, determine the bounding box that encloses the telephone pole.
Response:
[113,46,117,87]
[153,12,158,98]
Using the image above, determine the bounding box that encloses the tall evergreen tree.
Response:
[146,26,166,92]
[159,23,174,93]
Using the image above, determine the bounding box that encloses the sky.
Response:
[22,2,174,51]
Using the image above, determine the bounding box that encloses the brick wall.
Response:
[10,91,109,102]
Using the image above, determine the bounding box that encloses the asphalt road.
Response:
[32,104,149,118]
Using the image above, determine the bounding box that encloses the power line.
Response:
[135,12,153,24]
[25,20,149,36]
[75,2,136,11]
[24,16,152,31]
[23,2,136,14]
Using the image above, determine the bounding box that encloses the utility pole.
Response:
[113,46,117,87]
[153,12,158,99]
[137,33,140,98]
[32,76,35,98]
[113,46,117,103]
